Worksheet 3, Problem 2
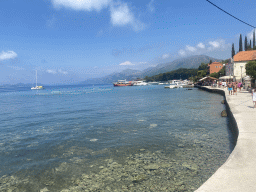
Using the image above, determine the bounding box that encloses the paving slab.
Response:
[196,86,256,192]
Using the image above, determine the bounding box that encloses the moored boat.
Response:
[31,85,44,90]
[31,70,44,90]
[113,80,133,87]
[133,81,148,86]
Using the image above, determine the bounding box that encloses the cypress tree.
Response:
[232,43,235,58]
[239,34,243,52]
[250,40,252,49]
[245,36,248,51]
[254,30,256,48]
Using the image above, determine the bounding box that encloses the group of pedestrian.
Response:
[226,81,243,95]
[225,80,256,109]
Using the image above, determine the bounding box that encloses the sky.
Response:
[1,0,256,85]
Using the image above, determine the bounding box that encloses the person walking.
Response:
[252,88,256,108]
[233,82,237,95]
[222,81,226,89]
[238,82,242,92]
[227,81,233,95]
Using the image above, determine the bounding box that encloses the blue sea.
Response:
[0,84,235,191]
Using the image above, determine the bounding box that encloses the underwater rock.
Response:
[182,162,198,172]
[178,144,185,148]
[221,110,227,117]
[132,174,147,183]
[40,188,49,192]
[143,164,160,170]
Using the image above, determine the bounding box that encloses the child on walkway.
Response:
[252,88,256,108]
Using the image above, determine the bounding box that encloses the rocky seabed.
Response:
[0,129,231,192]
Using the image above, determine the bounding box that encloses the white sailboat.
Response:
[31,70,44,90]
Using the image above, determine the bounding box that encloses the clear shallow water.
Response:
[0,85,235,191]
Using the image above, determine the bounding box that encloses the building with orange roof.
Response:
[208,62,223,74]
[233,50,256,81]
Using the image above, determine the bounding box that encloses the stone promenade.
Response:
[196,86,256,192]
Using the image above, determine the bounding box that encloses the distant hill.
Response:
[80,69,142,84]
[142,55,222,77]
[80,55,222,84]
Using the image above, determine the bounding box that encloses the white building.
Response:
[233,50,256,81]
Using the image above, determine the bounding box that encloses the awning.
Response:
[219,76,234,80]
[199,76,217,81]
[199,76,208,81]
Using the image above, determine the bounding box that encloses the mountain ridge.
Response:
[80,55,223,84]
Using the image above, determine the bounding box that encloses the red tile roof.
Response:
[210,62,222,65]
[233,50,256,62]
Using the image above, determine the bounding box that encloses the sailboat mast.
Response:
[36,70,37,87]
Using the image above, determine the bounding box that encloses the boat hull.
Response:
[113,83,133,87]
[31,86,44,90]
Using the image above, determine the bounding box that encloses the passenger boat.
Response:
[113,80,133,87]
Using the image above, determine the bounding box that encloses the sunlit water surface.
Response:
[0,85,235,191]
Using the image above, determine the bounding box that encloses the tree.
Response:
[198,62,208,70]
[232,43,235,58]
[210,72,219,78]
[254,30,255,48]
[245,36,248,51]
[209,60,212,64]
[246,61,256,79]
[197,70,206,78]
[218,66,225,77]
[222,59,229,64]
[250,40,252,49]
[239,34,243,52]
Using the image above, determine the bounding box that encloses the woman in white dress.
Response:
[252,88,256,108]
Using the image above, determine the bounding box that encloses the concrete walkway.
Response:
[196,86,256,192]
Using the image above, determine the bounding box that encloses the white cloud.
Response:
[162,53,169,59]
[110,2,144,31]
[208,39,228,51]
[178,39,229,57]
[58,69,68,74]
[7,65,24,70]
[247,29,255,40]
[197,42,205,49]
[110,2,133,26]
[147,0,155,12]
[47,69,57,74]
[119,61,135,66]
[47,69,68,75]
[186,45,197,52]
[0,51,17,61]
[179,49,186,56]
[51,0,145,31]
[51,0,112,11]
[209,41,220,48]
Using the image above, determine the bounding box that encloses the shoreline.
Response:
[195,86,256,192]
